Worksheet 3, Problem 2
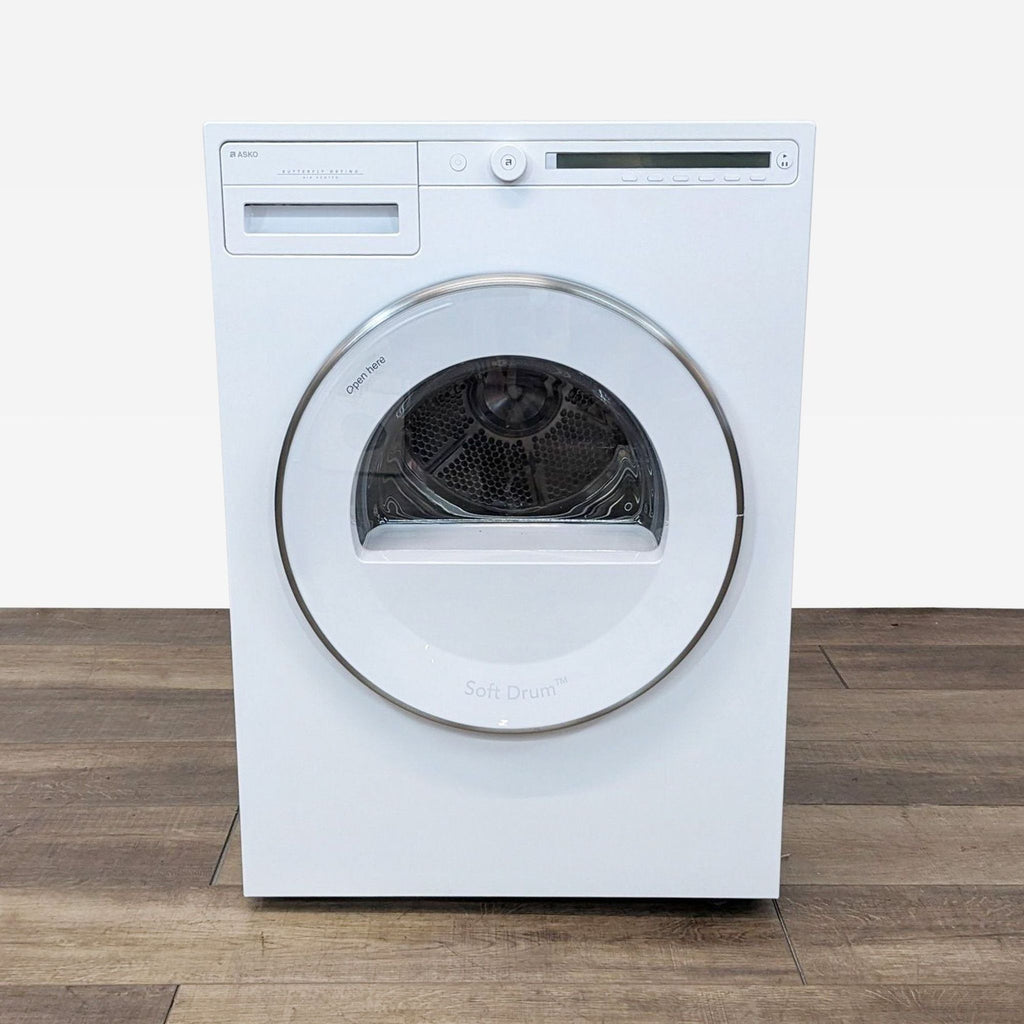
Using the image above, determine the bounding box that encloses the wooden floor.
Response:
[1,609,1022,1023]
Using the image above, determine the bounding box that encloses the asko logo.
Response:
[228,150,258,158]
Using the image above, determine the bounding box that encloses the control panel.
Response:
[217,138,799,255]
[420,139,799,186]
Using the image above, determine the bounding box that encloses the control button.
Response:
[647,173,664,182]
[775,150,793,169]
[490,145,527,182]
[749,174,767,182]
[724,174,741,182]
[621,173,639,182]
[449,153,467,172]
[698,174,715,182]
[672,174,689,182]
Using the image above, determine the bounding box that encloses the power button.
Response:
[490,146,527,182]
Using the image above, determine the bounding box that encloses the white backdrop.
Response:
[3,1,1021,607]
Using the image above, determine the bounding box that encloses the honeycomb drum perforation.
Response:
[355,355,665,542]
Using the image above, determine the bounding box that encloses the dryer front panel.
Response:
[277,275,742,731]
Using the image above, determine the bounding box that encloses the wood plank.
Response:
[0,743,237,807]
[0,985,175,1024]
[0,887,796,985]
[212,814,241,886]
[788,646,843,689]
[0,688,234,743]
[787,688,1024,742]
[0,645,840,693]
[824,644,1024,689]
[0,645,233,689]
[167,983,1024,1024]
[0,806,236,888]
[781,806,1024,885]
[792,609,1024,646]
[0,609,229,646]
[779,885,1024,985]
[5,608,1022,647]
[785,740,1024,805]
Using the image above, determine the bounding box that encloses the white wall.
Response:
[3,2,1021,607]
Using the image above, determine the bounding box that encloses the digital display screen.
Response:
[555,151,772,170]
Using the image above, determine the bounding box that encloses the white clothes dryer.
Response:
[204,122,814,897]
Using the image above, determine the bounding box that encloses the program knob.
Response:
[490,146,527,182]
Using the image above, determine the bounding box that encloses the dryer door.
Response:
[277,274,742,732]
